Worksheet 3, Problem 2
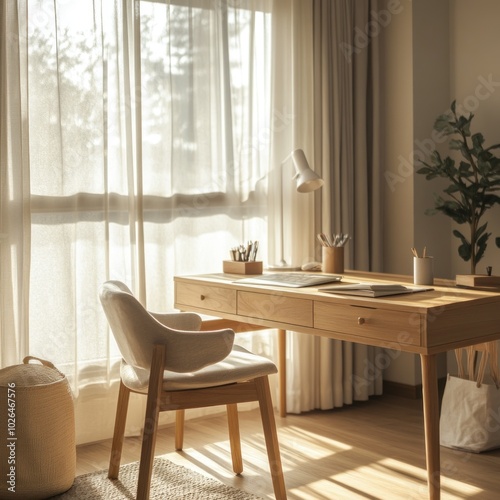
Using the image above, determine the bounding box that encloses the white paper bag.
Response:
[440,374,500,452]
[440,342,500,453]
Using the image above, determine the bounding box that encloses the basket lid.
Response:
[0,357,64,387]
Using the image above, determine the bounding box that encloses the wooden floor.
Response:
[76,394,500,499]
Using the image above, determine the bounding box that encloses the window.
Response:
[26,0,272,388]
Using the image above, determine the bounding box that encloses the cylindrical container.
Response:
[322,246,344,274]
[0,357,75,499]
[413,256,434,285]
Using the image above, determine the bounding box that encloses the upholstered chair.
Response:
[99,280,286,500]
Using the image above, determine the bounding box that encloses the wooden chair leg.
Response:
[226,403,243,474]
[255,376,287,500]
[108,381,130,479]
[137,345,165,500]
[175,409,185,451]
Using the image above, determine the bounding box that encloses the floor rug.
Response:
[50,457,263,499]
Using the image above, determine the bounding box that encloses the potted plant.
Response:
[417,101,500,274]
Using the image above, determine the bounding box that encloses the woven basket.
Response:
[0,357,76,499]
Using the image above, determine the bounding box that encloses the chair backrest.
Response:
[99,281,234,372]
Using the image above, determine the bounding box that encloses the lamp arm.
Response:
[279,157,286,265]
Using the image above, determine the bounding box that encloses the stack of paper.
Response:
[321,283,433,297]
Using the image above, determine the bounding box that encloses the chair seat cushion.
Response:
[120,345,277,393]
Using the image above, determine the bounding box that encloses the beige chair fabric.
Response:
[100,280,236,372]
[121,344,277,392]
[99,280,286,500]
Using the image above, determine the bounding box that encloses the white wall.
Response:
[382,0,500,281]
[381,0,452,281]
[448,0,500,277]
[381,0,451,385]
[412,0,452,281]
[380,0,420,386]
[446,0,500,371]
[380,0,500,386]
[380,0,414,281]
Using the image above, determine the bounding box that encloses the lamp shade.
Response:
[290,149,324,193]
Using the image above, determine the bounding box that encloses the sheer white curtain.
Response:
[0,0,31,369]
[267,0,320,414]
[1,0,273,444]
[268,0,383,413]
[1,0,384,444]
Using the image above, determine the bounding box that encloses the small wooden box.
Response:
[223,260,263,275]
[456,274,500,287]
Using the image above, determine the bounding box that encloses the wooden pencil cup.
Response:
[322,247,344,274]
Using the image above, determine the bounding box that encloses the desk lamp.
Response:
[269,149,324,271]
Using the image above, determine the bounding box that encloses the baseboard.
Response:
[383,377,447,400]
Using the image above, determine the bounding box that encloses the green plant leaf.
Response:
[476,231,490,247]
[476,223,488,238]
[475,232,490,263]
[416,166,434,175]
[482,194,500,207]
[441,157,457,178]
[434,115,454,135]
[472,132,485,151]
[458,161,473,174]
[457,115,472,136]
[443,184,460,195]
[486,143,500,152]
[430,150,443,165]
[453,229,468,243]
[438,202,469,224]
[464,119,473,137]
[449,139,464,151]
[457,241,472,261]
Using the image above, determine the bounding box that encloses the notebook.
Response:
[238,273,343,288]
[321,282,433,297]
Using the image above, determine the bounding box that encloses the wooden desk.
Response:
[174,270,500,500]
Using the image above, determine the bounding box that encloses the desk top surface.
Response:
[174,270,500,353]
[174,270,500,312]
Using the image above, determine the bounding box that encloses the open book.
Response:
[321,282,433,297]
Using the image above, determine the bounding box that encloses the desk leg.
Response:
[278,329,287,417]
[420,353,440,500]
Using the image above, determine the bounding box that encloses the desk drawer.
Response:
[315,302,421,346]
[238,291,313,327]
[175,283,236,314]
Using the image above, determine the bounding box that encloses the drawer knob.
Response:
[200,295,206,301]
[358,317,365,325]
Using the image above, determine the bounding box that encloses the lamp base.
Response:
[267,260,301,272]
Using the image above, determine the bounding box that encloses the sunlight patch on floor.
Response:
[296,482,375,500]
[377,458,483,499]
[159,447,235,479]
[279,425,352,457]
